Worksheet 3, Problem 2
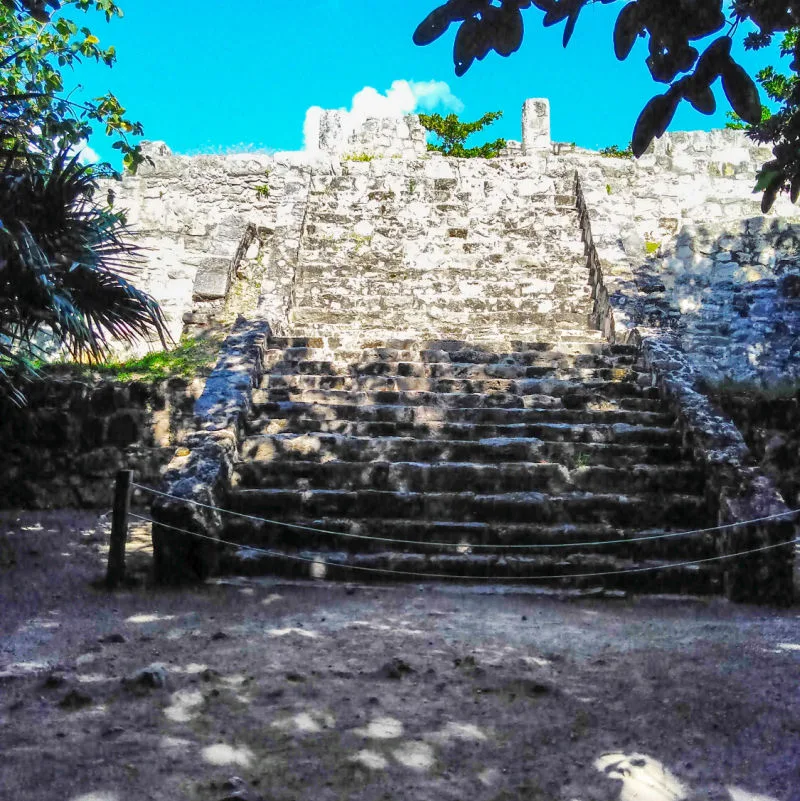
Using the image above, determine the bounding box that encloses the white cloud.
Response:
[77,143,100,165]
[63,139,100,165]
[348,79,463,121]
[303,79,463,150]
[407,80,464,113]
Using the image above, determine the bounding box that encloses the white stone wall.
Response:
[304,108,428,159]
[569,129,800,381]
[105,104,800,382]
[103,142,310,345]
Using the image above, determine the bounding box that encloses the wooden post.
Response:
[106,469,132,589]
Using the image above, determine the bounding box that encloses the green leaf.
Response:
[754,168,781,192]
[721,60,762,125]
[631,90,679,157]
[613,1,640,61]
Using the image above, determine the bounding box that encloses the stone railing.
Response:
[151,318,269,584]
[641,339,795,605]
[575,172,616,342]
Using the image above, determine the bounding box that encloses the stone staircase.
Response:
[287,166,593,343]
[220,336,719,591]
[215,165,721,591]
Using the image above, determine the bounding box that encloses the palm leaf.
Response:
[0,148,169,403]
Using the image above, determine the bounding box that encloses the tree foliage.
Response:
[419,110,507,157]
[741,29,800,210]
[0,1,167,403]
[1,0,144,173]
[413,0,800,210]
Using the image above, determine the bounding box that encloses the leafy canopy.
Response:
[0,0,144,173]
[413,0,800,211]
[419,110,506,157]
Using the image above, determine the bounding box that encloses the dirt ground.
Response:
[0,511,799,801]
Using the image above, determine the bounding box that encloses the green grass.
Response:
[644,240,660,255]
[39,334,224,382]
[343,153,374,162]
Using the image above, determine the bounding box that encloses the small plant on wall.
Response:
[255,168,271,199]
[599,143,634,159]
[419,111,506,158]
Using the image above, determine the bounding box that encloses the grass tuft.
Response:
[37,334,224,382]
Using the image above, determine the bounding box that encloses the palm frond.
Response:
[0,147,169,403]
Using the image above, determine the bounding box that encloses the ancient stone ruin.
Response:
[4,99,799,602]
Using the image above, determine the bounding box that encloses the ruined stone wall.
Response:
[304,108,428,159]
[571,130,800,382]
[105,145,312,346]
[704,388,800,510]
[0,378,201,509]
[105,102,800,384]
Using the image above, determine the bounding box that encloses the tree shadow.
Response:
[629,216,800,385]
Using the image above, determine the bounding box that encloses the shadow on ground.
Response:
[0,511,799,801]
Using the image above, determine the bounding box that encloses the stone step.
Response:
[254,383,661,409]
[264,343,635,362]
[219,547,721,593]
[291,303,595,321]
[299,236,585,254]
[248,402,675,431]
[239,433,684,465]
[305,202,579,218]
[227,487,709,528]
[292,294,593,314]
[262,356,642,378]
[306,198,578,213]
[290,309,594,329]
[260,369,646,393]
[296,260,590,281]
[303,219,582,238]
[279,329,611,347]
[233,460,704,496]
[299,244,585,262]
[220,516,716,560]
[294,279,593,299]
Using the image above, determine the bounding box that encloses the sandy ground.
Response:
[0,510,799,801]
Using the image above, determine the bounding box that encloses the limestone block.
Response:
[193,256,232,300]
[670,154,697,175]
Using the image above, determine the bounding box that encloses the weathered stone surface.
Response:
[193,257,235,301]
[99,102,800,383]
[151,319,269,583]
[123,663,169,689]
[522,98,551,152]
[0,380,196,509]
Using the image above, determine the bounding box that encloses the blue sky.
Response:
[70,1,782,165]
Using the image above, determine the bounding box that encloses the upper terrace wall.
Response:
[105,100,800,383]
[571,129,800,382]
[304,108,428,159]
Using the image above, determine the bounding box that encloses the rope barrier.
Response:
[130,512,799,583]
[131,482,800,551]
